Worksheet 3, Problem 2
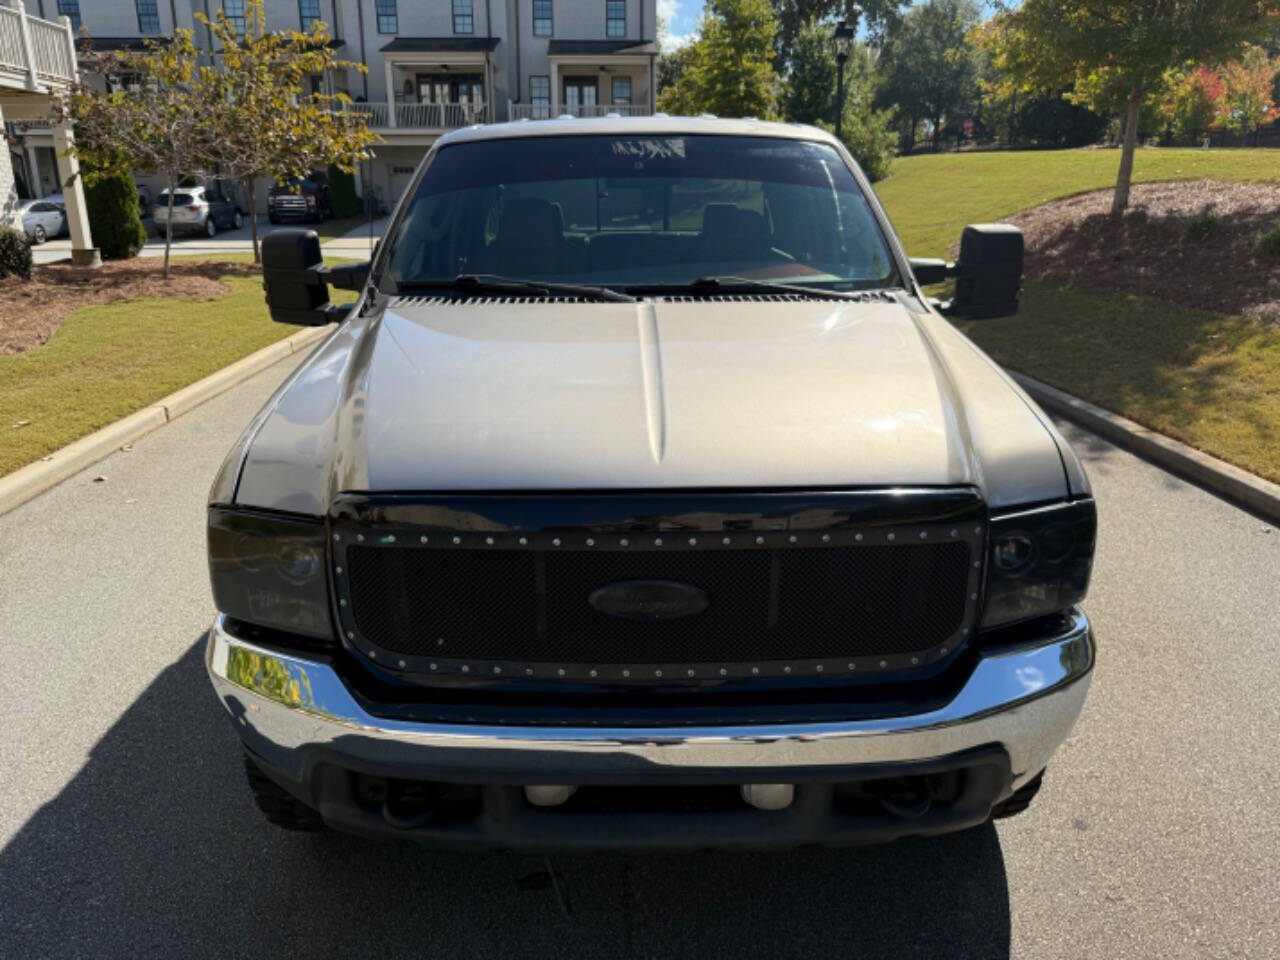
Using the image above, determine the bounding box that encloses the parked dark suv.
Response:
[268,173,332,224]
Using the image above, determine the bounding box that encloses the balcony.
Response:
[342,100,488,132]
[509,103,653,121]
[0,6,76,91]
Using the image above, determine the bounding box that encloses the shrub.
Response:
[328,164,359,219]
[1256,223,1280,260]
[0,225,32,279]
[85,172,147,260]
[1183,207,1219,243]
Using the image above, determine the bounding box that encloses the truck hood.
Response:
[230,295,1075,514]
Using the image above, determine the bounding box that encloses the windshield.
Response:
[385,135,899,291]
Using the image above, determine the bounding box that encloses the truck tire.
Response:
[243,758,325,831]
[991,769,1045,820]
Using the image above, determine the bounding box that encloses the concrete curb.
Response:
[1012,370,1280,525]
[0,326,328,517]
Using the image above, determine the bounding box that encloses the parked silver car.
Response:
[153,184,243,237]
[17,198,65,244]
[209,117,1096,850]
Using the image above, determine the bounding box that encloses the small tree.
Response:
[1219,45,1279,143]
[201,0,375,262]
[59,31,220,277]
[982,0,1280,219]
[1161,65,1226,144]
[84,171,148,259]
[773,0,907,71]
[658,0,780,119]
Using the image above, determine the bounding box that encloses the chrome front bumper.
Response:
[206,610,1094,796]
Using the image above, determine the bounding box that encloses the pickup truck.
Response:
[206,117,1095,850]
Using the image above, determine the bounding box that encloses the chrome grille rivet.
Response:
[430,663,437,670]
[879,660,888,668]
[552,538,562,547]
[655,669,663,677]
[950,529,958,537]
[722,537,731,545]
[398,660,406,668]
[335,566,342,574]
[557,668,566,676]
[971,593,978,600]
[821,534,830,543]
[654,538,663,546]
[940,647,948,655]
[752,667,760,675]
[887,532,895,541]
[356,534,364,542]
[333,534,340,541]
[622,669,630,677]
[816,664,824,672]
[963,628,970,635]
[911,657,919,665]
[525,668,534,675]
[339,599,347,607]
[783,666,792,674]
[589,669,598,677]
[452,536,461,545]
[518,536,528,545]
[493,666,502,674]
[485,537,494,545]
[789,535,797,543]
[460,665,470,673]
[369,650,376,658]
[687,669,695,677]
[855,533,863,542]
[620,538,629,547]
[974,526,981,534]
[688,537,698,546]
[586,538,595,546]
[386,535,396,543]
[420,535,429,544]
[974,561,981,568]
[756,536,765,545]
[346,631,354,639]
[919,531,928,539]
[848,662,856,670]
[719,668,727,676]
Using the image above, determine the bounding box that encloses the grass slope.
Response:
[0,258,292,476]
[876,147,1280,256]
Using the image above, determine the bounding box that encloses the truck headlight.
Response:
[208,508,332,639]
[982,499,1096,629]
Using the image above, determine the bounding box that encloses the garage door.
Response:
[389,166,417,208]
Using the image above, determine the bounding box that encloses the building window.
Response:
[606,0,625,38]
[57,1,82,33]
[532,0,552,37]
[223,0,246,32]
[529,75,550,118]
[299,0,321,30]
[376,0,397,33]
[452,0,473,34]
[611,75,631,105]
[136,0,161,33]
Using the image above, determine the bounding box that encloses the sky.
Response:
[659,0,1006,52]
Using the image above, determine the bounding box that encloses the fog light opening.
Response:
[740,783,795,811]
[382,782,437,829]
[525,785,578,807]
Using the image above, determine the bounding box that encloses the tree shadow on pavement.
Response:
[1,638,1011,960]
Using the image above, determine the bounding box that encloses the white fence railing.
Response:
[0,6,76,87]
[509,103,652,121]
[340,101,488,129]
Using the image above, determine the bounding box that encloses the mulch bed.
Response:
[0,258,261,355]
[1004,180,1280,324]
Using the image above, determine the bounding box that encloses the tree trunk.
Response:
[244,176,260,264]
[1110,92,1142,220]
[163,172,175,280]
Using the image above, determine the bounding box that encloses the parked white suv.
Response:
[153,184,243,237]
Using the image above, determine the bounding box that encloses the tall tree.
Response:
[1219,45,1279,142]
[657,0,780,119]
[773,0,907,69]
[782,19,896,179]
[878,0,981,151]
[983,0,1280,218]
[201,0,375,262]
[58,31,222,278]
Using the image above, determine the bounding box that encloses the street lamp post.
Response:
[832,21,855,140]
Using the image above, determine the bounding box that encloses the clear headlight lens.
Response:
[208,508,332,639]
[982,499,1096,629]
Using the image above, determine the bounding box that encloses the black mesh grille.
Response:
[347,541,971,664]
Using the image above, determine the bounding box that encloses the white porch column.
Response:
[51,121,100,267]
[550,60,560,116]
[26,141,41,197]
[384,59,397,127]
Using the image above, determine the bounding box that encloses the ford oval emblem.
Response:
[588,580,709,622]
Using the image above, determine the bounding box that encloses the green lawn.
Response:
[876,147,1280,256]
[1,257,294,476]
[874,148,1280,485]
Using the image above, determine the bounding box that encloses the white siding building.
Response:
[21,0,657,210]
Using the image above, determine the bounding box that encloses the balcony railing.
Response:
[0,6,76,88]
[341,101,487,130]
[509,103,652,121]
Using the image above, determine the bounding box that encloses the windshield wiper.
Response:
[400,274,636,303]
[632,276,889,301]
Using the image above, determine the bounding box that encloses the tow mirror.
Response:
[910,224,1024,320]
[262,228,370,325]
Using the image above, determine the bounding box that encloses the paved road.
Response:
[1,353,1278,959]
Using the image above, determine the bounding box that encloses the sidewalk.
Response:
[32,216,387,264]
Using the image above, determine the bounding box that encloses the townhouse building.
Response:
[19,0,657,210]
